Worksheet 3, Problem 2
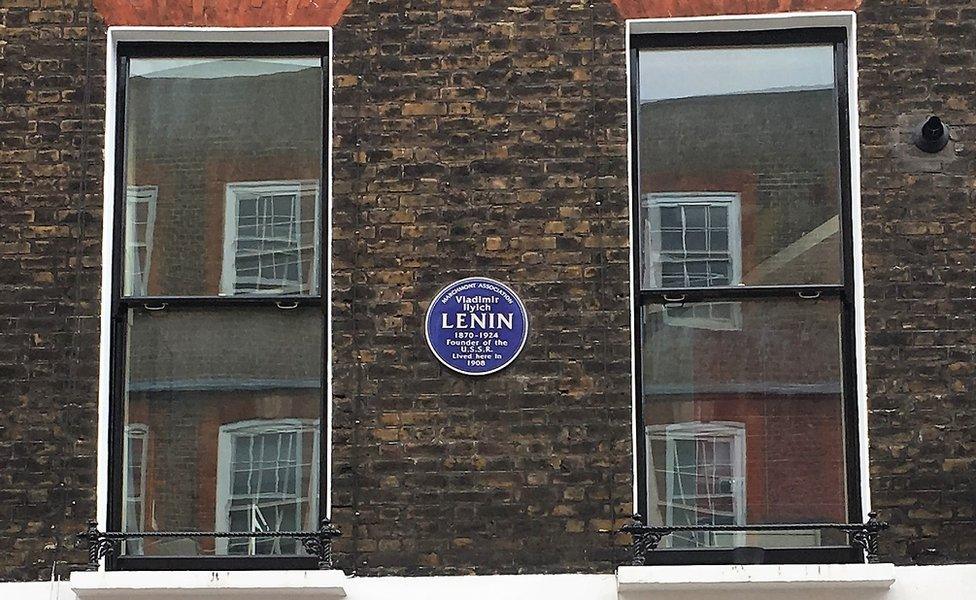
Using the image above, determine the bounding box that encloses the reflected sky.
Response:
[639,45,835,101]
[129,57,320,79]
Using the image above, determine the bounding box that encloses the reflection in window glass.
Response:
[122,57,323,297]
[222,181,319,295]
[122,308,322,556]
[122,424,148,555]
[124,186,157,296]
[647,422,746,549]
[638,45,842,287]
[641,299,848,547]
[219,420,318,555]
[641,193,741,289]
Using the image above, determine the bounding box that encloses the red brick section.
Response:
[612,0,859,19]
[92,0,351,26]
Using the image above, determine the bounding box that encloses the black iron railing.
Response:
[76,518,341,570]
[621,512,889,565]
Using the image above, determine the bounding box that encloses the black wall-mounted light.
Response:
[914,115,950,153]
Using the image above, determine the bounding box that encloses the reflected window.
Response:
[110,39,330,567]
[647,422,745,549]
[122,424,148,555]
[642,193,742,330]
[631,27,860,562]
[641,193,741,290]
[222,181,319,295]
[217,420,319,555]
[124,186,157,296]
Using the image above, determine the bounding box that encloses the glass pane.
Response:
[122,57,324,296]
[638,45,842,288]
[642,299,847,548]
[122,307,321,556]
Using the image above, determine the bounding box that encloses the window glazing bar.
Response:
[640,284,845,304]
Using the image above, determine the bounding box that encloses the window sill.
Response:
[617,563,896,592]
[69,570,348,599]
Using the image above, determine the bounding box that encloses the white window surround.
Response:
[625,11,870,526]
[96,27,335,563]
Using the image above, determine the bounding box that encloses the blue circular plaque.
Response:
[425,277,529,376]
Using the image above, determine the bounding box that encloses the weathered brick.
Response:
[2,0,975,583]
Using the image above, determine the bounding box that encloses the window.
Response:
[216,420,319,556]
[124,186,157,296]
[630,22,862,564]
[642,192,742,330]
[104,32,331,570]
[122,424,148,555]
[647,422,746,549]
[222,181,320,295]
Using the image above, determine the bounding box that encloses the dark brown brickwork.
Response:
[1,0,975,583]
[327,0,632,575]
[0,0,106,582]
[858,0,976,565]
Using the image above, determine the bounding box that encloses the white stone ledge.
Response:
[69,570,348,599]
[617,563,896,592]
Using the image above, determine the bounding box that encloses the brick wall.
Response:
[1,0,975,582]
[858,0,976,564]
[0,0,105,581]
[327,0,632,575]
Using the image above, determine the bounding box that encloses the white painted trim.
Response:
[625,12,868,519]
[16,567,976,600]
[98,26,334,570]
[70,570,348,598]
[617,563,896,591]
[325,33,335,523]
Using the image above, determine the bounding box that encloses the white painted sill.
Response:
[69,570,348,599]
[617,563,896,591]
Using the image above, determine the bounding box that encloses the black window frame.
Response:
[629,27,864,565]
[107,40,331,571]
